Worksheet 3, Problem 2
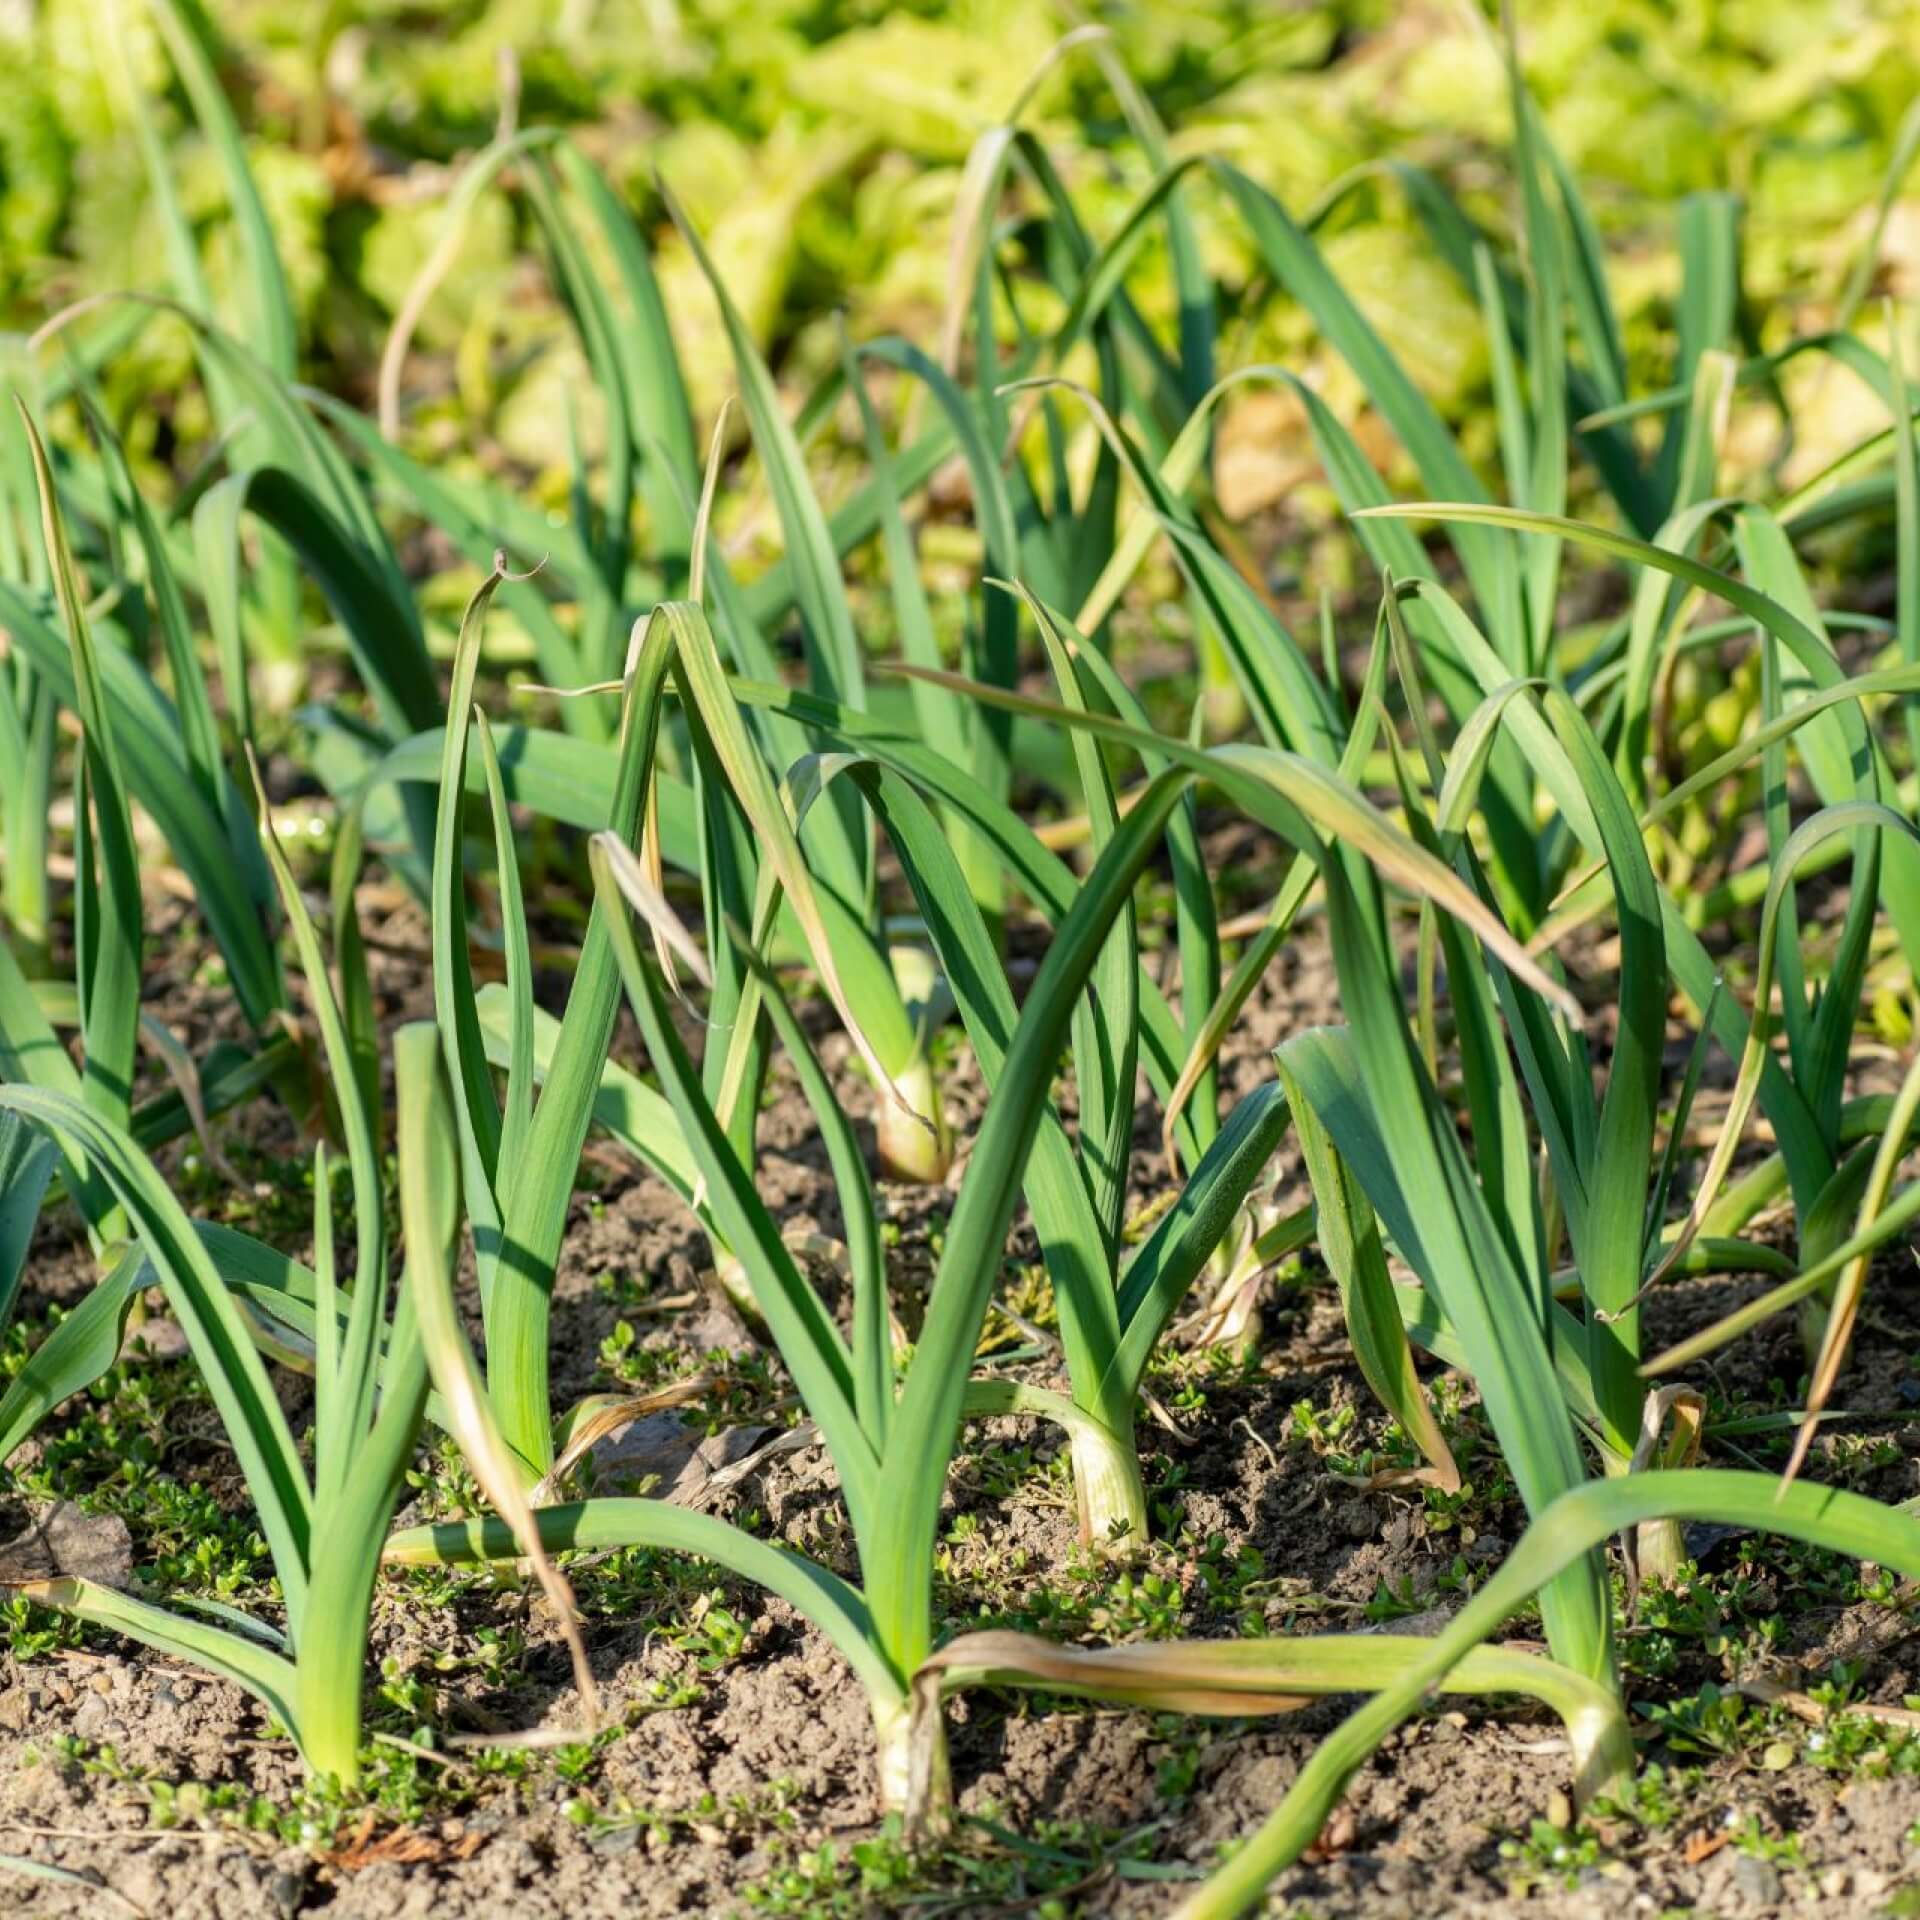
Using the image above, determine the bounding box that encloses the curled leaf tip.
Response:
[622,613,651,681]
[499,550,548,584]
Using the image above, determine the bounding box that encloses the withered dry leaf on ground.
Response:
[322,1813,487,1871]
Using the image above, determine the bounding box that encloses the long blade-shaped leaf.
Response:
[1174,1471,1920,1919]
[588,839,875,1528]
[919,1629,1627,1796]
[431,560,513,1268]
[5,1574,298,1751]
[245,750,384,1324]
[0,1246,143,1463]
[392,1020,599,1723]
[383,1497,899,1707]
[1277,1056,1458,1488]
[20,407,139,1140]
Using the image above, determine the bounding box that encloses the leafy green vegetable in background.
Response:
[11,0,1918,499]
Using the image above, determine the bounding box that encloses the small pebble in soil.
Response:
[1731,1853,1783,1906]
[1338,1499,1375,1540]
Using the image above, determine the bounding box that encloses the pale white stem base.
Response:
[1635,1514,1688,1590]
[873,1691,951,1842]
[1072,1419,1149,1548]
[874,1054,953,1186]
